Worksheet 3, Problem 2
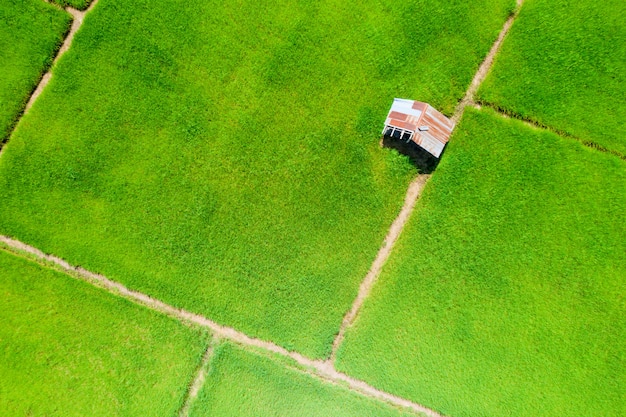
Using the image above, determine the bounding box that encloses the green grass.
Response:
[478,0,626,155]
[189,342,421,417]
[0,248,208,416]
[336,108,626,417]
[0,0,513,358]
[0,0,70,142]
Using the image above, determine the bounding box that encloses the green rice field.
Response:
[0,248,208,416]
[0,0,70,141]
[189,342,422,417]
[478,0,626,155]
[2,0,624,414]
[0,0,513,358]
[336,108,626,417]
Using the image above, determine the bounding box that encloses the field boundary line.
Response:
[330,174,429,360]
[0,0,99,160]
[177,342,216,417]
[329,0,525,362]
[452,0,524,124]
[25,1,99,114]
[0,235,443,417]
[473,103,626,161]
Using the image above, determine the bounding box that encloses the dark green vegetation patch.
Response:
[479,0,626,155]
[190,342,422,417]
[50,0,92,11]
[0,249,208,416]
[0,0,70,142]
[336,108,626,417]
[0,0,513,357]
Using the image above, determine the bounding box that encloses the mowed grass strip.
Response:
[0,249,208,416]
[336,108,626,417]
[189,342,423,417]
[0,0,70,141]
[0,0,513,357]
[478,0,626,155]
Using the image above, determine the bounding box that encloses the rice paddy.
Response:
[1,0,623,415]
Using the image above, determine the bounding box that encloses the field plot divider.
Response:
[0,0,99,160]
[472,103,626,161]
[452,0,524,124]
[0,235,443,417]
[330,174,430,360]
[329,0,526,361]
[177,341,217,417]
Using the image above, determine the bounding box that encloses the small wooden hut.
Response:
[382,99,454,158]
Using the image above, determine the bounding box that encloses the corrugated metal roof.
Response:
[383,99,454,158]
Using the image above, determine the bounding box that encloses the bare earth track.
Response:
[178,343,216,417]
[26,1,99,112]
[330,174,430,360]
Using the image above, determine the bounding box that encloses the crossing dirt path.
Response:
[330,174,430,360]
[177,344,216,417]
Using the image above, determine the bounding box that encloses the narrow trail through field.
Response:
[27,1,97,112]
[329,0,526,362]
[178,343,216,417]
[330,174,429,360]
[0,236,440,417]
[0,0,98,161]
[452,0,524,124]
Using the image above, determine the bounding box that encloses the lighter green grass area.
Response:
[0,0,513,357]
[337,109,626,417]
[0,0,70,141]
[190,342,421,417]
[479,0,626,155]
[0,249,208,416]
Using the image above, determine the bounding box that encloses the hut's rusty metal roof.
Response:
[384,99,454,158]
